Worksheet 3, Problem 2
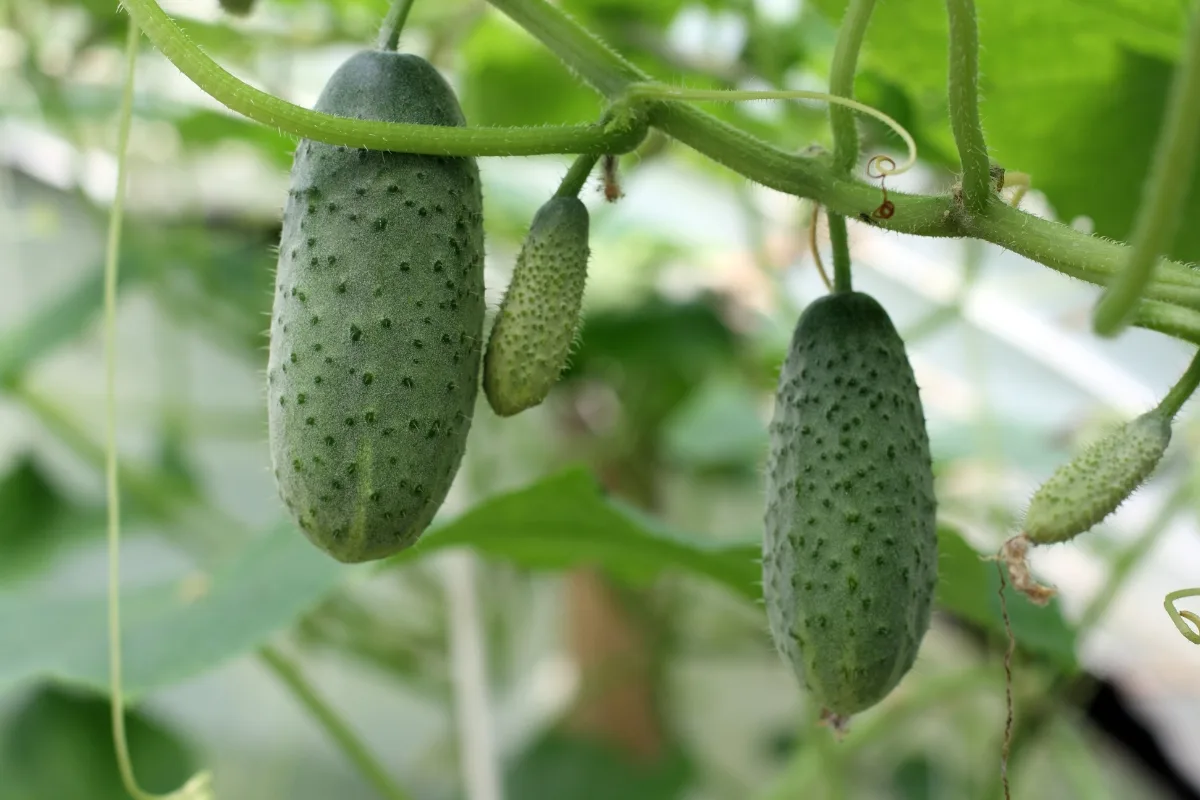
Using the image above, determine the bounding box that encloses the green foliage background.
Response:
[1,0,1198,798]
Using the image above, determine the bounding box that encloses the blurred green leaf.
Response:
[505,730,692,800]
[936,525,1077,671]
[567,295,742,430]
[563,0,688,29]
[403,467,762,599]
[460,16,602,127]
[0,457,107,584]
[0,684,194,800]
[0,523,349,698]
[0,223,270,390]
[663,378,767,471]
[0,268,127,389]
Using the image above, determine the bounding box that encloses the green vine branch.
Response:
[945,0,991,213]
[120,0,1200,338]
[829,0,876,175]
[118,0,646,156]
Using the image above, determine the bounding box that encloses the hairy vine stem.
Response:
[945,0,991,214]
[118,0,646,156]
[1092,4,1200,336]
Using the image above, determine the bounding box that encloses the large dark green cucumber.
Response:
[267,51,485,563]
[763,291,937,718]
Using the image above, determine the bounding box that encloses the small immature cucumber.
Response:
[483,195,590,416]
[267,51,485,563]
[763,291,937,719]
[1023,410,1171,544]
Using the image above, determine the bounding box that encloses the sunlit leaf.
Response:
[400,467,762,599]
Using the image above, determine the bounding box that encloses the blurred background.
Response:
[3,0,1200,798]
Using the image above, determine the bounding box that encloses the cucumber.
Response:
[267,50,485,563]
[1023,410,1171,544]
[483,195,590,416]
[763,291,937,719]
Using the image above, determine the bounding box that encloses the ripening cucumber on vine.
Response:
[1002,350,1200,604]
[268,49,485,563]
[763,291,938,721]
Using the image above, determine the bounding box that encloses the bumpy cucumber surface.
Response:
[1023,411,1171,544]
[268,51,485,563]
[763,291,937,718]
[484,195,590,416]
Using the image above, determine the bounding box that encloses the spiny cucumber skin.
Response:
[1023,412,1171,544]
[763,292,937,718]
[483,196,590,417]
[267,51,485,563]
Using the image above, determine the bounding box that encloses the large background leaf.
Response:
[814,0,1200,260]
[0,523,347,698]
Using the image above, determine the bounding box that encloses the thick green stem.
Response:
[117,0,645,156]
[961,204,1200,310]
[259,646,415,800]
[1093,6,1200,335]
[829,0,877,174]
[378,0,417,52]
[1155,346,1200,419]
[556,153,600,197]
[828,213,853,292]
[1132,299,1200,342]
[946,0,991,214]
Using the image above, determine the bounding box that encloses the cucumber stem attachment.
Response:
[379,0,418,52]
[829,213,853,293]
[1154,347,1200,420]
[556,153,600,198]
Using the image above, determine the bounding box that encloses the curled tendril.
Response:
[621,83,918,177]
[1165,588,1200,644]
[866,155,896,220]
